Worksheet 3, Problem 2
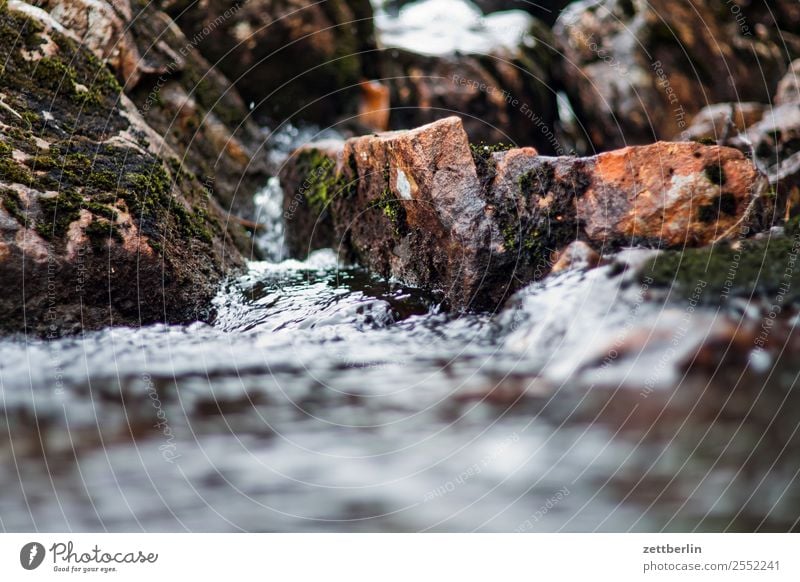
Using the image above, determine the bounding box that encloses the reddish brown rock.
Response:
[281,117,769,309]
[576,141,765,247]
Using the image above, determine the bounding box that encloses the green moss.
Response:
[0,156,33,185]
[374,185,406,235]
[517,165,555,199]
[640,235,800,304]
[87,170,119,192]
[84,218,122,249]
[36,190,82,239]
[1,187,26,225]
[296,150,340,213]
[122,161,213,243]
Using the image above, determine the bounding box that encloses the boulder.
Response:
[281,117,769,309]
[0,0,245,334]
[554,0,800,151]
[37,0,269,240]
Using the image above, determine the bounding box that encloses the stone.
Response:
[37,0,143,87]
[576,141,766,247]
[0,0,246,334]
[281,117,769,309]
[681,103,767,144]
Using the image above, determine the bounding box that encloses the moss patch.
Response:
[84,218,122,250]
[640,233,800,304]
[0,187,26,225]
[294,150,348,214]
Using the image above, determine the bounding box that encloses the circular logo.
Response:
[20,542,45,570]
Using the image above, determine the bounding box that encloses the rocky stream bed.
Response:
[0,0,799,531]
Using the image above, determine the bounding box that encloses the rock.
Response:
[123,3,268,228]
[683,63,800,221]
[281,117,769,309]
[37,0,268,240]
[36,0,143,87]
[555,0,800,151]
[165,0,380,125]
[280,139,345,258]
[551,240,601,273]
[283,117,496,308]
[0,0,245,334]
[575,141,766,247]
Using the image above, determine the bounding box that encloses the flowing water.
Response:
[1,1,800,533]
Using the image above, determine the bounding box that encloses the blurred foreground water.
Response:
[1,240,799,531]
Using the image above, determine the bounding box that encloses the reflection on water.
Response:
[1,247,798,532]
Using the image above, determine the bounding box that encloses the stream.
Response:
[1,0,799,533]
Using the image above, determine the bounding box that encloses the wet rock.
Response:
[0,1,245,334]
[683,63,800,220]
[165,0,379,125]
[575,141,766,247]
[283,117,496,308]
[281,117,768,309]
[555,0,800,151]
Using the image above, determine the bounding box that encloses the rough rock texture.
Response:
[0,0,246,335]
[164,0,380,125]
[36,0,268,242]
[555,0,800,151]
[36,0,143,87]
[281,117,768,309]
